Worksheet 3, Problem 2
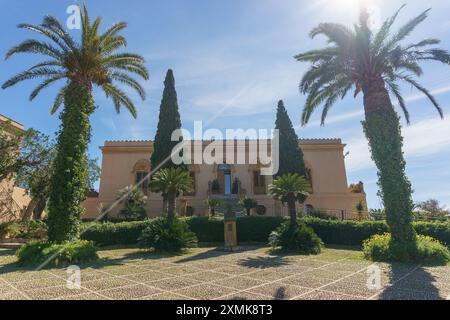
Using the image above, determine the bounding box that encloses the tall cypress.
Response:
[274,100,306,178]
[151,69,185,170]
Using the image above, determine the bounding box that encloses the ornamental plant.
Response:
[2,4,148,242]
[296,5,450,257]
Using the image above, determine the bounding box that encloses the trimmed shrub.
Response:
[184,216,223,242]
[0,220,48,240]
[79,216,450,248]
[237,216,285,242]
[16,240,98,267]
[269,221,323,254]
[81,220,151,246]
[303,218,388,246]
[139,217,197,252]
[363,233,450,265]
[413,221,450,247]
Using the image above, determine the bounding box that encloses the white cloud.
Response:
[346,115,450,172]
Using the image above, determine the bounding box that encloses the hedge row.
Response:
[80,216,450,247]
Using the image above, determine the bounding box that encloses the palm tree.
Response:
[239,197,258,216]
[2,5,149,242]
[295,6,450,249]
[205,197,222,217]
[116,186,148,221]
[150,168,193,219]
[269,174,311,226]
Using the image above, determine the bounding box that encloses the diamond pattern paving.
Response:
[0,246,449,300]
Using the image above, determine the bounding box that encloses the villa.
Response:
[84,138,367,219]
[0,114,32,222]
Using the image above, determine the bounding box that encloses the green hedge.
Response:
[80,216,450,247]
[81,220,151,246]
[303,218,388,246]
[413,221,450,247]
[237,216,285,242]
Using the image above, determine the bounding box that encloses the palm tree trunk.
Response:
[47,82,94,243]
[33,199,46,220]
[167,189,176,219]
[211,208,215,217]
[287,194,297,227]
[362,79,416,246]
[22,198,38,222]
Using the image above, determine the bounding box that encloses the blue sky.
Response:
[1,0,450,209]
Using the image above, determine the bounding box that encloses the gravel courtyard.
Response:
[0,246,449,300]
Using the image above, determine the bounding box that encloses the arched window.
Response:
[133,159,151,195]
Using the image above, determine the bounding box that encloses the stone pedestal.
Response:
[224,219,237,248]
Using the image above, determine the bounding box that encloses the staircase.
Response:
[211,195,245,216]
[0,185,23,222]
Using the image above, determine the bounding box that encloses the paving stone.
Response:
[213,276,268,290]
[298,290,364,300]
[82,277,134,291]
[14,277,65,291]
[225,291,270,300]
[25,286,90,300]
[100,284,162,300]
[148,277,202,290]
[143,292,192,300]
[248,283,311,300]
[375,288,446,300]
[124,270,170,282]
[174,284,237,300]
[190,271,234,282]
[278,275,334,289]
[321,279,382,298]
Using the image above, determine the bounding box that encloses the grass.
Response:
[0,245,449,300]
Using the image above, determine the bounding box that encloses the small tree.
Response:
[205,197,222,217]
[150,168,193,219]
[269,174,311,226]
[116,186,148,221]
[239,197,258,216]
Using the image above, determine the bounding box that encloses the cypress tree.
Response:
[274,100,306,178]
[151,69,185,170]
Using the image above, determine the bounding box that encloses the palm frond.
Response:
[400,75,443,118]
[372,4,406,53]
[5,39,62,59]
[50,86,66,114]
[2,68,64,89]
[111,72,146,99]
[17,23,70,52]
[387,8,431,48]
[309,23,353,47]
[386,80,410,124]
[29,75,66,101]
[102,83,137,118]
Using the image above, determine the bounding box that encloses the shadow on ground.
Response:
[378,264,443,300]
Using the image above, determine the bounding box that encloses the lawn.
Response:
[0,245,449,300]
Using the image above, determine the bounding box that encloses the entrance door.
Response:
[218,164,232,195]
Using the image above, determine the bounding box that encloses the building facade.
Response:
[0,114,32,222]
[84,138,367,219]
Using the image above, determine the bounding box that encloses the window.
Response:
[135,171,149,195]
[253,170,266,195]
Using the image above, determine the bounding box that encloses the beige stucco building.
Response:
[84,138,367,220]
[0,114,32,222]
